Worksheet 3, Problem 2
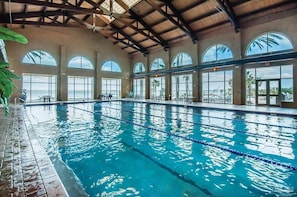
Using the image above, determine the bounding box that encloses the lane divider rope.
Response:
[96,104,297,144]
[105,101,297,129]
[71,105,297,171]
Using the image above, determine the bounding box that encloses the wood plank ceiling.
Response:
[0,0,296,56]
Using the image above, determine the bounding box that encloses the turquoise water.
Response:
[26,101,297,196]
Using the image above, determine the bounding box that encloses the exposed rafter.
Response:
[145,0,197,43]
[129,10,169,50]
[109,23,149,55]
[216,0,240,33]
[82,0,149,55]
[0,19,76,27]
[1,10,76,20]
[0,10,83,27]
[84,0,106,12]
[145,0,187,32]
[62,0,85,24]
[1,0,104,15]
[115,0,129,11]
[21,3,28,28]
[114,16,162,45]
[112,0,169,49]
[0,0,294,56]
[163,0,197,43]
[38,2,48,27]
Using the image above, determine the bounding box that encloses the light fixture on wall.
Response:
[212,67,218,71]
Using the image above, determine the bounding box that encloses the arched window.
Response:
[22,50,57,66]
[246,32,293,56]
[102,61,121,72]
[68,56,93,69]
[133,62,145,73]
[172,52,193,67]
[150,58,165,71]
[202,44,233,63]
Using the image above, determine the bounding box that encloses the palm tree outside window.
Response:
[22,50,57,66]
[172,52,193,67]
[150,58,165,71]
[133,62,145,73]
[150,76,165,100]
[246,32,293,56]
[202,44,233,63]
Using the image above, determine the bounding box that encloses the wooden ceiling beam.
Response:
[86,0,150,55]
[21,3,28,28]
[115,0,129,11]
[1,1,5,15]
[163,0,197,43]
[84,0,105,11]
[82,0,109,22]
[0,19,79,27]
[63,0,85,24]
[0,10,81,21]
[1,0,103,15]
[178,0,208,13]
[114,17,162,45]
[38,0,49,26]
[216,0,240,33]
[129,10,169,49]
[145,0,196,43]
[145,0,187,33]
[113,37,144,52]
[109,23,149,55]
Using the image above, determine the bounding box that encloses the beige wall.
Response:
[5,26,131,101]
[4,14,297,107]
[131,15,297,107]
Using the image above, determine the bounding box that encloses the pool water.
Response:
[26,101,297,196]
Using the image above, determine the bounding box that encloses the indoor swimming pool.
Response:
[25,101,297,196]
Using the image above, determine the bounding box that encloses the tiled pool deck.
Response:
[0,105,68,197]
[1,100,297,196]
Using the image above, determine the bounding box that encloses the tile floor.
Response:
[0,105,68,197]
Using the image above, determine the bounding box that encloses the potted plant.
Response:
[0,26,28,115]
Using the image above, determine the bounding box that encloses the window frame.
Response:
[22,50,57,66]
[245,32,294,57]
[202,44,233,63]
[150,58,166,71]
[67,75,94,101]
[22,73,57,102]
[171,52,193,67]
[133,62,146,73]
[68,56,94,70]
[102,60,122,72]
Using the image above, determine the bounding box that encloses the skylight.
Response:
[100,0,141,23]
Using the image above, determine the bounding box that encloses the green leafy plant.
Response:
[0,62,20,115]
[0,27,28,115]
[0,26,28,44]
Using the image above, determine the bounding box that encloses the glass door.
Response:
[256,79,280,106]
[269,80,280,105]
